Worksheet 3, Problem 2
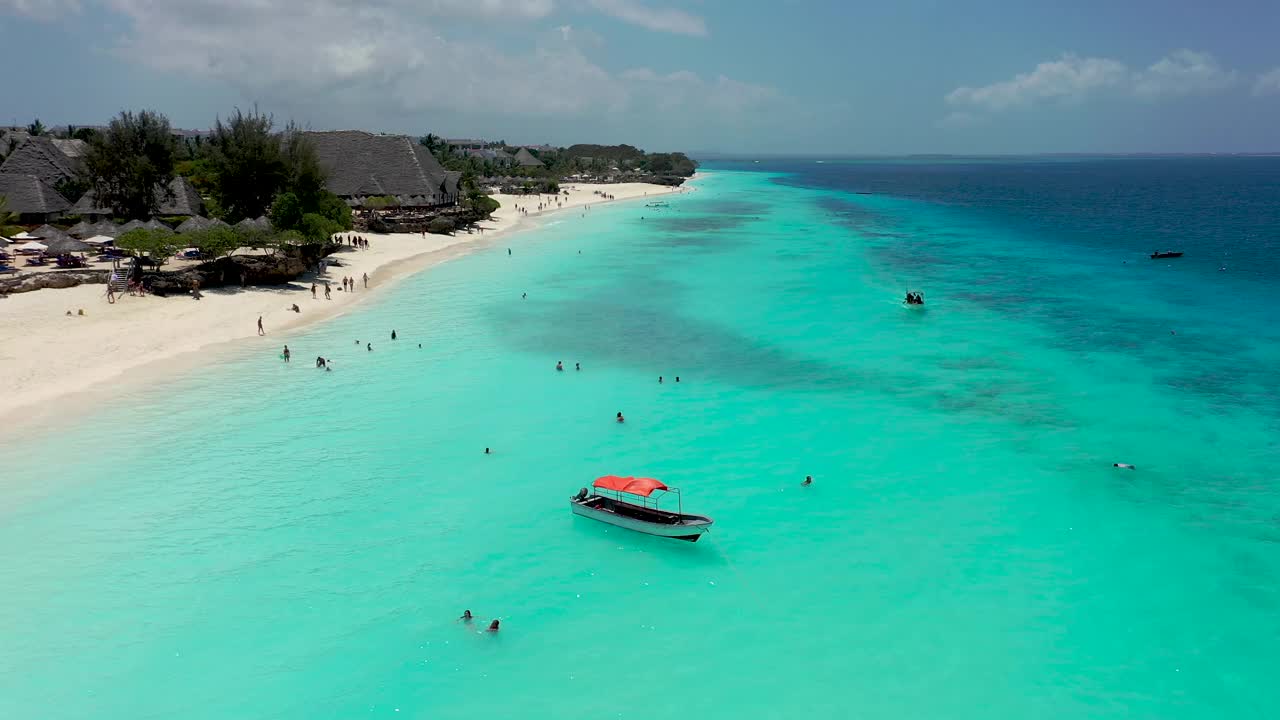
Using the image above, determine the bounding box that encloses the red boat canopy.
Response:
[593,475,669,497]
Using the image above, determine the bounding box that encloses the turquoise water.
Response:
[2,166,1278,718]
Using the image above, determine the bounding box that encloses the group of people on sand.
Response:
[347,235,371,249]
[339,274,366,292]
[458,610,500,632]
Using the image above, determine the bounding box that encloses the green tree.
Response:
[116,228,182,265]
[0,195,23,237]
[269,192,303,231]
[27,118,45,136]
[82,110,178,219]
[72,127,100,143]
[186,226,243,258]
[206,107,288,222]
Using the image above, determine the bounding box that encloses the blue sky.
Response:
[3,0,1280,154]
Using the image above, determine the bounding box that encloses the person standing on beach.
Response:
[363,272,369,288]
[324,282,331,299]
[258,316,265,336]
[310,282,317,299]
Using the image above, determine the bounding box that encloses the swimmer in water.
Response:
[659,376,663,383]
[367,343,373,351]
[460,610,473,621]
[556,361,564,371]
[575,362,580,371]
[675,376,680,383]
[801,475,812,487]
[488,619,500,632]
[616,412,625,423]
[485,447,491,455]
[1113,463,1136,470]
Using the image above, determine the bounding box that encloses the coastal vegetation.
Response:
[419,136,697,193]
[82,110,180,219]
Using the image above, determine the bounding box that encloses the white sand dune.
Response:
[0,181,691,426]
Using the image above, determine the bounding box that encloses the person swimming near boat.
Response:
[488,619,500,632]
[556,361,564,371]
[801,475,812,487]
[616,411,625,423]
[1113,463,1136,470]
[460,610,473,621]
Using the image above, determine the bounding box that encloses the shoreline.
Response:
[0,179,696,433]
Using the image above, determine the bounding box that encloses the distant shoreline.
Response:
[0,178,699,436]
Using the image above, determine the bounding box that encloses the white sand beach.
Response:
[0,181,689,425]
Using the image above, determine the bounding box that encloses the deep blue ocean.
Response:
[2,158,1278,719]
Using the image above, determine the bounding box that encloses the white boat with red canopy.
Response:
[570,475,713,542]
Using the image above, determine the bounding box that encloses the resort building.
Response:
[306,131,460,209]
[69,176,205,220]
[513,147,544,168]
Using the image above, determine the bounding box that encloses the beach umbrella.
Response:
[10,231,41,240]
[17,241,48,251]
[44,236,92,254]
[83,235,115,245]
[90,221,120,237]
[67,220,95,237]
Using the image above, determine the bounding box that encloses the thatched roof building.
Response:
[0,172,72,221]
[304,131,459,208]
[514,147,545,167]
[70,176,204,219]
[0,136,83,187]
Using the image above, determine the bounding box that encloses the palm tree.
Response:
[27,118,46,136]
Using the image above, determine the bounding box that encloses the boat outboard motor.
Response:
[573,488,589,501]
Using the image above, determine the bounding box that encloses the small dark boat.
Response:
[1151,251,1183,259]
[570,475,713,541]
[903,290,925,307]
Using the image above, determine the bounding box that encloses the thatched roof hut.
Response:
[71,176,204,220]
[304,131,459,207]
[235,216,271,232]
[0,172,71,219]
[0,136,82,186]
[513,147,544,168]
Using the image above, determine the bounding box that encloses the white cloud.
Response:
[1133,49,1237,99]
[587,0,706,36]
[946,54,1128,112]
[79,0,761,131]
[946,50,1240,117]
[1253,67,1280,96]
[0,0,79,19]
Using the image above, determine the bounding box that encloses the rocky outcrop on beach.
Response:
[0,269,111,296]
[356,205,490,235]
[140,243,337,296]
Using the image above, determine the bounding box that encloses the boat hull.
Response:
[570,499,712,541]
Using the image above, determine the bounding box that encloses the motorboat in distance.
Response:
[1151,251,1184,259]
[570,475,713,542]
